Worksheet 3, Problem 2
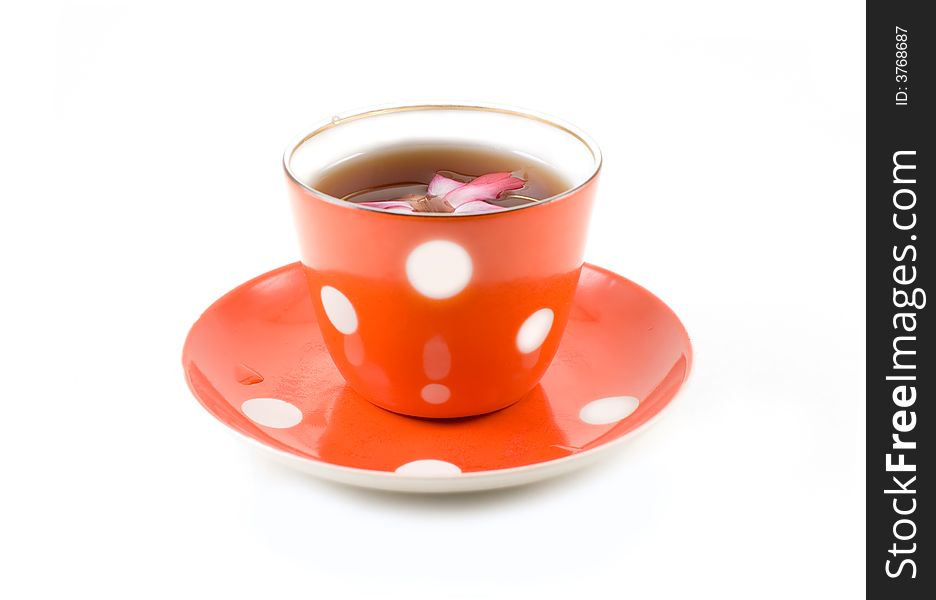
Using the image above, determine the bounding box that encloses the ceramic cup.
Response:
[285,104,601,418]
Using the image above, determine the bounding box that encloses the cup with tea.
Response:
[284,104,601,418]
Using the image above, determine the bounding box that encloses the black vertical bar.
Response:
[867,1,931,596]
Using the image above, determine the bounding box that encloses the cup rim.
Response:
[283,102,602,219]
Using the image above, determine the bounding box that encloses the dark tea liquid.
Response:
[311,144,570,210]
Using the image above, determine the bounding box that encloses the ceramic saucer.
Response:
[182,263,692,493]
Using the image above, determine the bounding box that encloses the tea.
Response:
[311,144,570,214]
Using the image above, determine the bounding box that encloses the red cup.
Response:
[285,104,600,418]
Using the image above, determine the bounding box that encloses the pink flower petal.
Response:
[452,200,505,214]
[358,200,417,213]
[443,172,525,208]
[427,174,465,198]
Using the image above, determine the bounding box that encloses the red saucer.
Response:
[183,263,692,493]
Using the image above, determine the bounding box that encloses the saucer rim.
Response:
[183,262,693,493]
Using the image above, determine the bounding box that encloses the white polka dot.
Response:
[422,336,451,380]
[241,398,303,428]
[406,240,472,299]
[579,396,640,425]
[516,308,554,353]
[395,459,462,476]
[320,286,358,334]
[420,383,451,404]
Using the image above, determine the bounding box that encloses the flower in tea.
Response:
[359,171,525,214]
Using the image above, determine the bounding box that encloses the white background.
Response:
[2,1,864,598]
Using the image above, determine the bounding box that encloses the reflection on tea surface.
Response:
[312,144,569,214]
